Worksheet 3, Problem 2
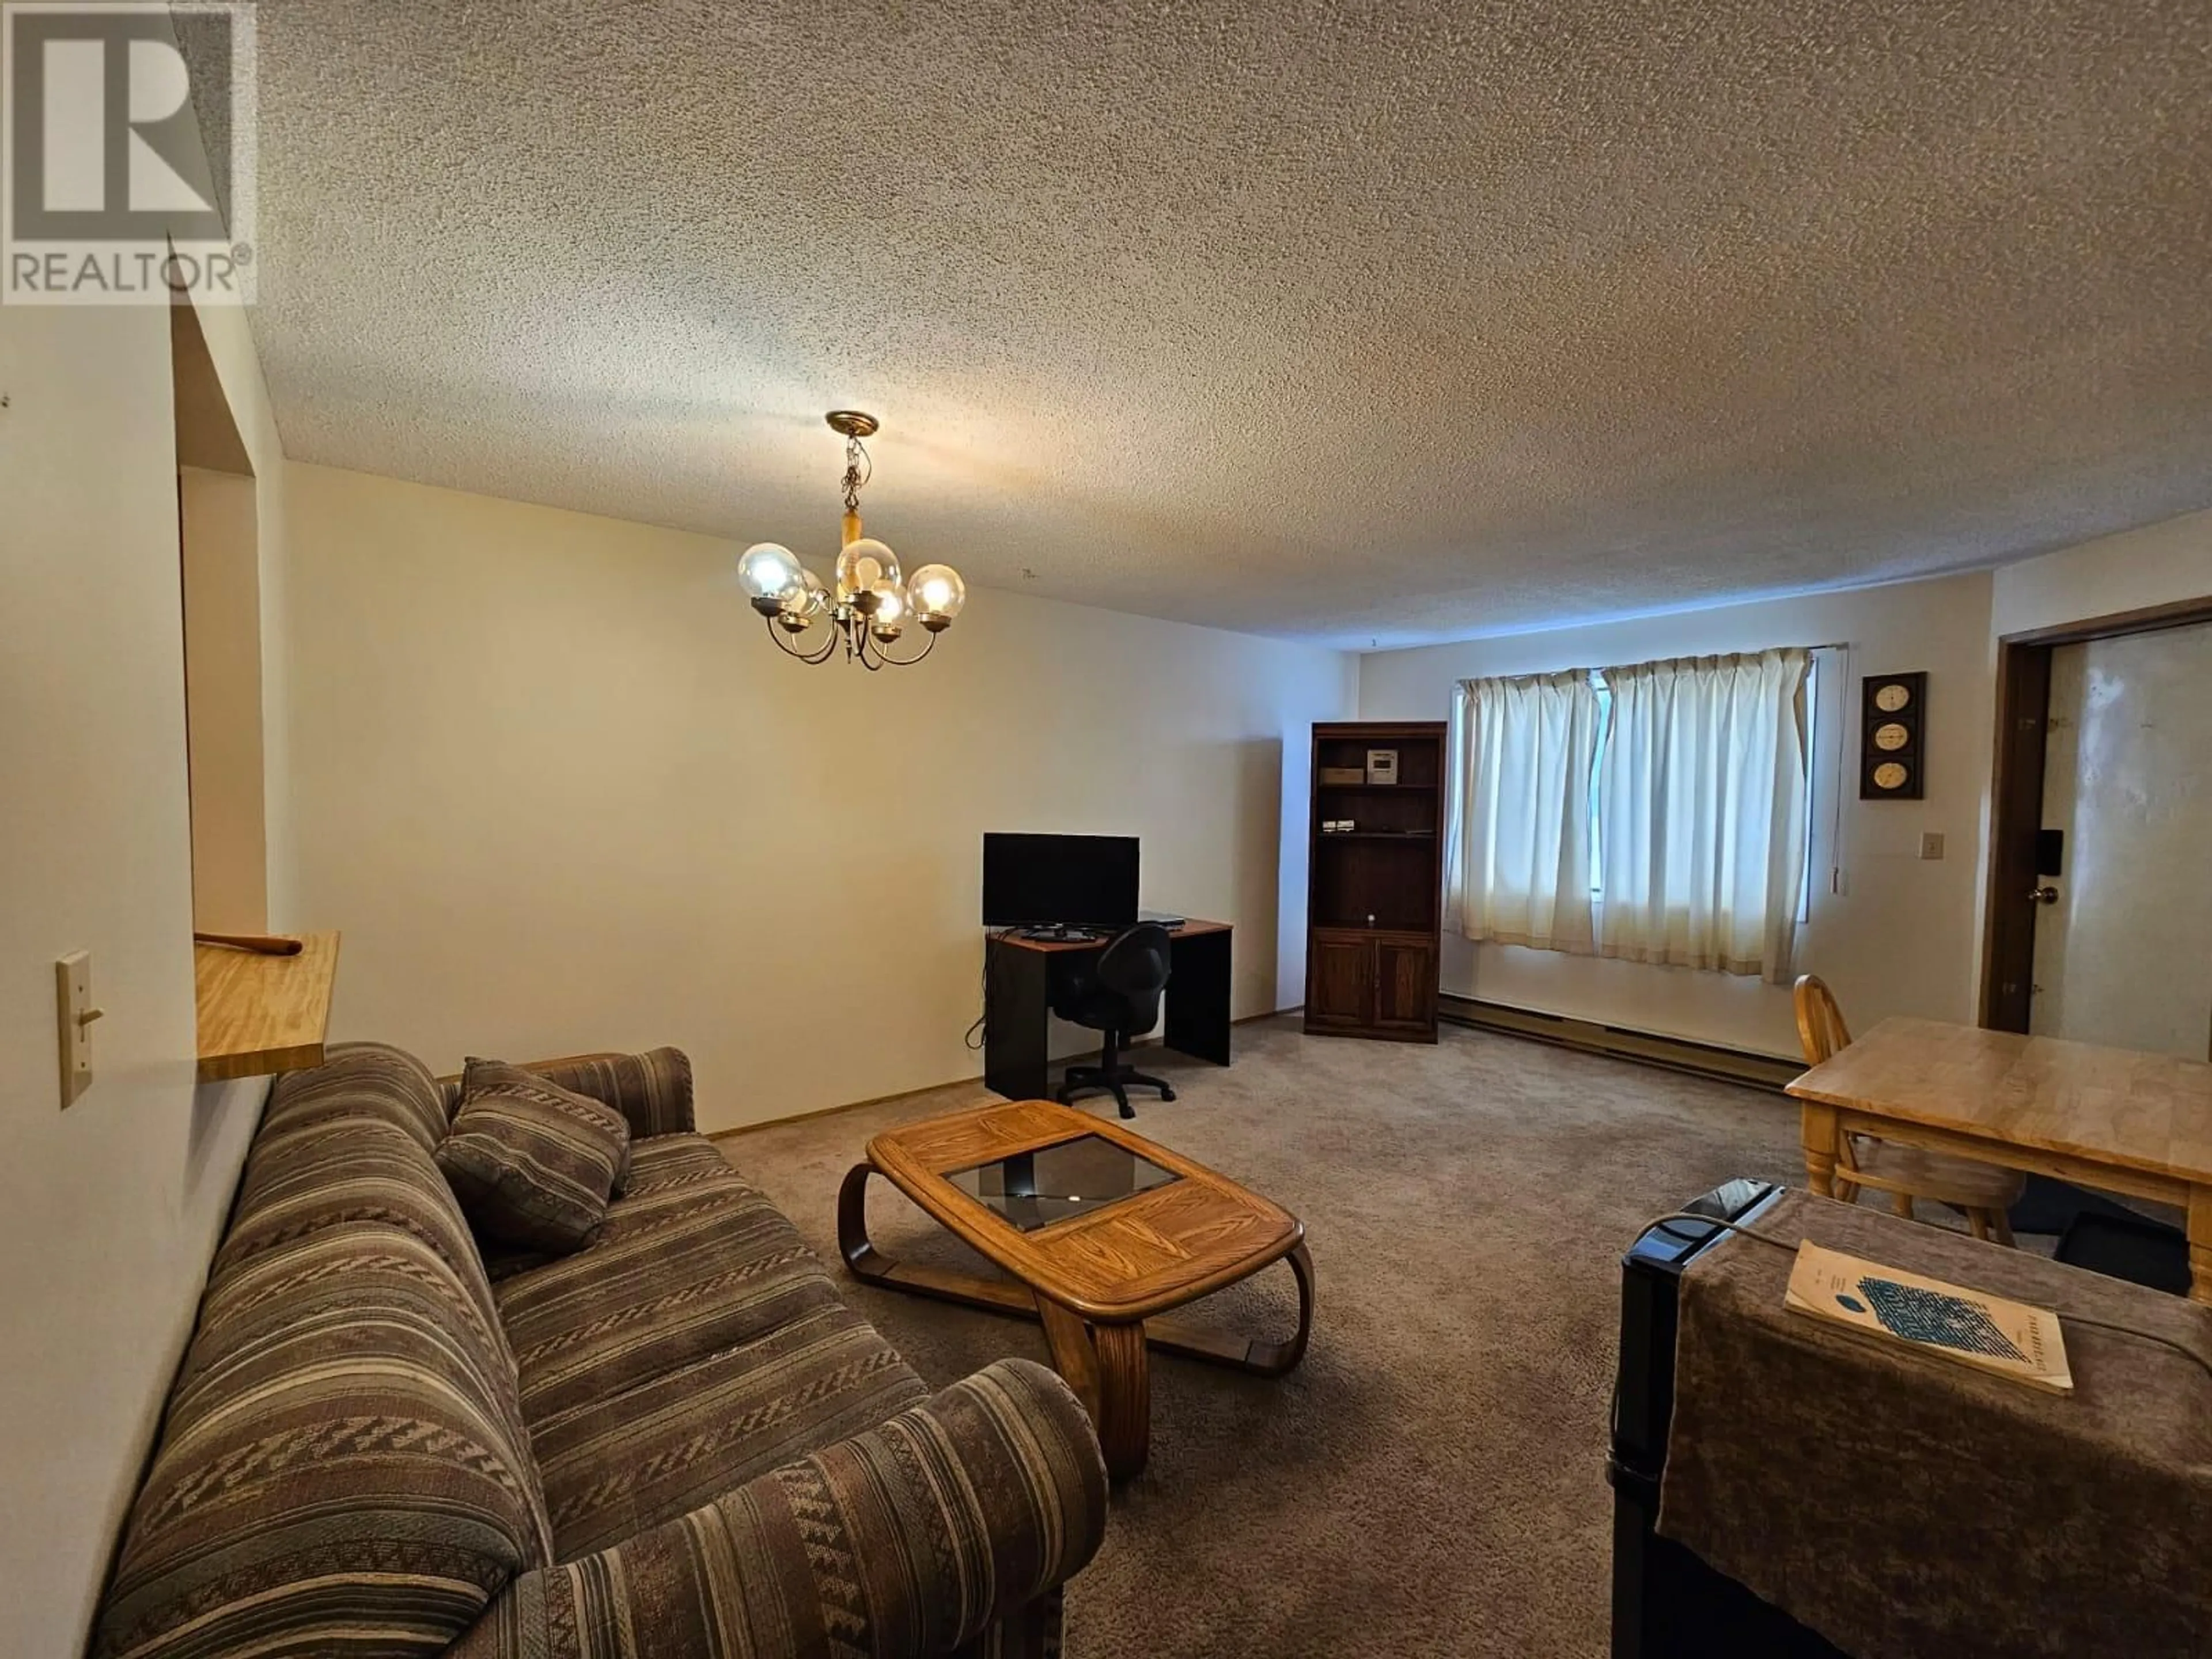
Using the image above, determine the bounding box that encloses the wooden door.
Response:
[1373,936,1437,1035]
[1305,931,1373,1029]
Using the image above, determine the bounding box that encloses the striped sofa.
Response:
[91,1044,1109,1659]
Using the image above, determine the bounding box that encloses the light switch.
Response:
[1919,832,1946,861]
[56,951,102,1107]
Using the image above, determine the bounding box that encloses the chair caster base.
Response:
[1058,1063,1175,1120]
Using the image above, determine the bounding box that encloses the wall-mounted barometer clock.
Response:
[1859,671,1927,799]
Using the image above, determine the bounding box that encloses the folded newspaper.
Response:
[1785,1240,2073,1393]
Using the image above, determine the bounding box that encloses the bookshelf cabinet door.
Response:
[1306,932,1374,1029]
[1374,937,1438,1034]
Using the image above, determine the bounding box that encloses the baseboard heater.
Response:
[1438,995,1801,1092]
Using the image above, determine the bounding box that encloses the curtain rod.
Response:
[1456,642,1852,688]
[1604,641,1853,656]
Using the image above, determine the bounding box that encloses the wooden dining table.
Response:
[1786,1016,2212,1302]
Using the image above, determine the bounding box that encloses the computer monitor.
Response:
[982,834,1139,929]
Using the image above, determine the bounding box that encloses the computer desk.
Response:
[983,920,1233,1102]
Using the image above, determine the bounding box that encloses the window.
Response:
[1448,649,1815,981]
[1444,669,1603,955]
[1581,658,1818,921]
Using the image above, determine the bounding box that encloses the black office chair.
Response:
[1053,922,1175,1119]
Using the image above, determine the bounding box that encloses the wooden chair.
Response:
[1792,975,2024,1245]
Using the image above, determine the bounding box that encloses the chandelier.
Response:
[736,411,967,668]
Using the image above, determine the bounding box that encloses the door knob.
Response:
[2027,885,2059,904]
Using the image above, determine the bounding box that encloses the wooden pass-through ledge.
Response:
[195,930,340,1082]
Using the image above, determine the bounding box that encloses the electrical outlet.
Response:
[55,951,101,1107]
[1919,832,1945,861]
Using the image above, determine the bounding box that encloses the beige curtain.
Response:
[1594,648,1811,979]
[1446,671,1601,953]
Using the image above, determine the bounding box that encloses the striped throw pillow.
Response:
[436,1059,631,1251]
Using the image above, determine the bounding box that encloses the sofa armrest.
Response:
[517,1047,696,1139]
[450,1358,1108,1659]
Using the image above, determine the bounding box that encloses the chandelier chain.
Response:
[840,435,871,515]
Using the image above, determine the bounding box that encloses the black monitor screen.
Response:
[982,834,1139,929]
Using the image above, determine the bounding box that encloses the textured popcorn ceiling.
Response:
[243,1,2212,646]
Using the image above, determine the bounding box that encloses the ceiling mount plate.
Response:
[825,410,880,439]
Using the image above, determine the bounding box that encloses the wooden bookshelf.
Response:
[1303,722,1445,1042]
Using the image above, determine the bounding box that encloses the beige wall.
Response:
[0,302,284,1650]
[186,306,297,924]
[1991,507,2212,638]
[1358,571,1998,1058]
[180,467,269,933]
[0,26,294,1631]
[282,463,1356,1131]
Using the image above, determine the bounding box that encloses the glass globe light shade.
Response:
[737,543,804,612]
[776,566,828,631]
[868,578,908,638]
[835,537,901,603]
[907,563,966,627]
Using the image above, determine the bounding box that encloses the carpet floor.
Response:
[719,1016,1807,1658]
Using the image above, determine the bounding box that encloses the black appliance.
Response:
[1609,1180,1846,1659]
[982,833,1139,930]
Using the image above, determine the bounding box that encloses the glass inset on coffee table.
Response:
[945,1133,1180,1233]
[838,1100,1313,1480]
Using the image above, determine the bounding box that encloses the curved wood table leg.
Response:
[1144,1240,1315,1378]
[1090,1321,1151,1482]
[838,1162,894,1282]
[841,1161,1069,1316]
[1035,1295,1152,1481]
[1033,1292,1100,1422]
[1255,1241,1315,1377]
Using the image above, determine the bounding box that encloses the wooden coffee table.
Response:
[837,1099,1312,1480]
